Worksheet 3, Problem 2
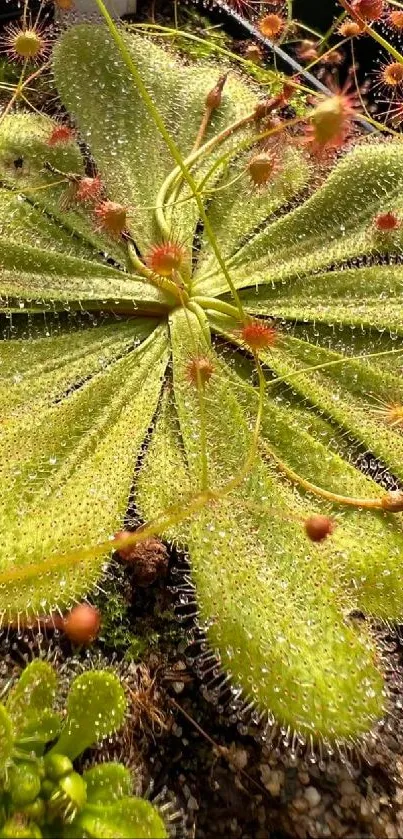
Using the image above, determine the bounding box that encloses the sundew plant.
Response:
[1,0,403,747]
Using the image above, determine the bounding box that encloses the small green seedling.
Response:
[0,661,167,838]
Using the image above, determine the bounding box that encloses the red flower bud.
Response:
[352,0,384,21]
[186,356,215,387]
[239,320,277,350]
[146,242,186,277]
[374,211,400,231]
[94,201,127,236]
[63,604,101,645]
[205,74,228,110]
[305,515,335,542]
[47,125,75,146]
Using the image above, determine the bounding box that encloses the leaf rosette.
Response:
[1,15,403,742]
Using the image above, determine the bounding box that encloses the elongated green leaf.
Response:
[0,326,169,619]
[0,318,157,418]
[0,240,172,312]
[53,25,258,254]
[224,347,403,618]
[194,141,403,296]
[169,307,385,739]
[236,264,403,334]
[0,113,127,265]
[209,311,403,479]
[136,388,191,545]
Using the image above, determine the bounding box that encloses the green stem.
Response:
[261,440,400,511]
[181,301,210,491]
[193,295,241,321]
[186,301,212,344]
[224,353,265,493]
[154,113,253,240]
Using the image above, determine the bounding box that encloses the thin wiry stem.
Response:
[261,439,402,512]
[181,299,210,491]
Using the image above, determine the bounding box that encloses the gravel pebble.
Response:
[304,786,321,808]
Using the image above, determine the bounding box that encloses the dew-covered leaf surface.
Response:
[2,20,403,742]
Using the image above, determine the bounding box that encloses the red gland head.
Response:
[146,242,186,277]
[239,320,277,351]
[352,0,384,20]
[47,125,75,146]
[63,604,100,645]
[186,356,215,387]
[309,90,355,150]
[374,211,400,231]
[259,13,284,38]
[389,9,403,28]
[94,201,127,236]
[248,151,277,186]
[338,19,362,37]
[305,515,335,543]
[75,175,102,203]
[296,40,319,62]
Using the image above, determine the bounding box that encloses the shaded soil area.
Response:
[3,551,403,839]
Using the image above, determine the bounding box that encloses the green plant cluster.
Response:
[0,662,167,838]
[1,1,403,746]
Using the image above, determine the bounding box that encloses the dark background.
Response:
[0,0,383,84]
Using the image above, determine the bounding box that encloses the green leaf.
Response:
[16,710,62,754]
[0,240,172,312]
[137,388,191,545]
[223,345,403,619]
[236,264,403,334]
[83,764,133,805]
[169,308,384,739]
[263,333,403,482]
[53,24,258,254]
[51,671,126,760]
[193,141,403,296]
[6,661,57,733]
[0,318,157,418]
[0,113,127,266]
[0,704,14,774]
[0,326,169,619]
[196,144,310,278]
[67,798,168,839]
